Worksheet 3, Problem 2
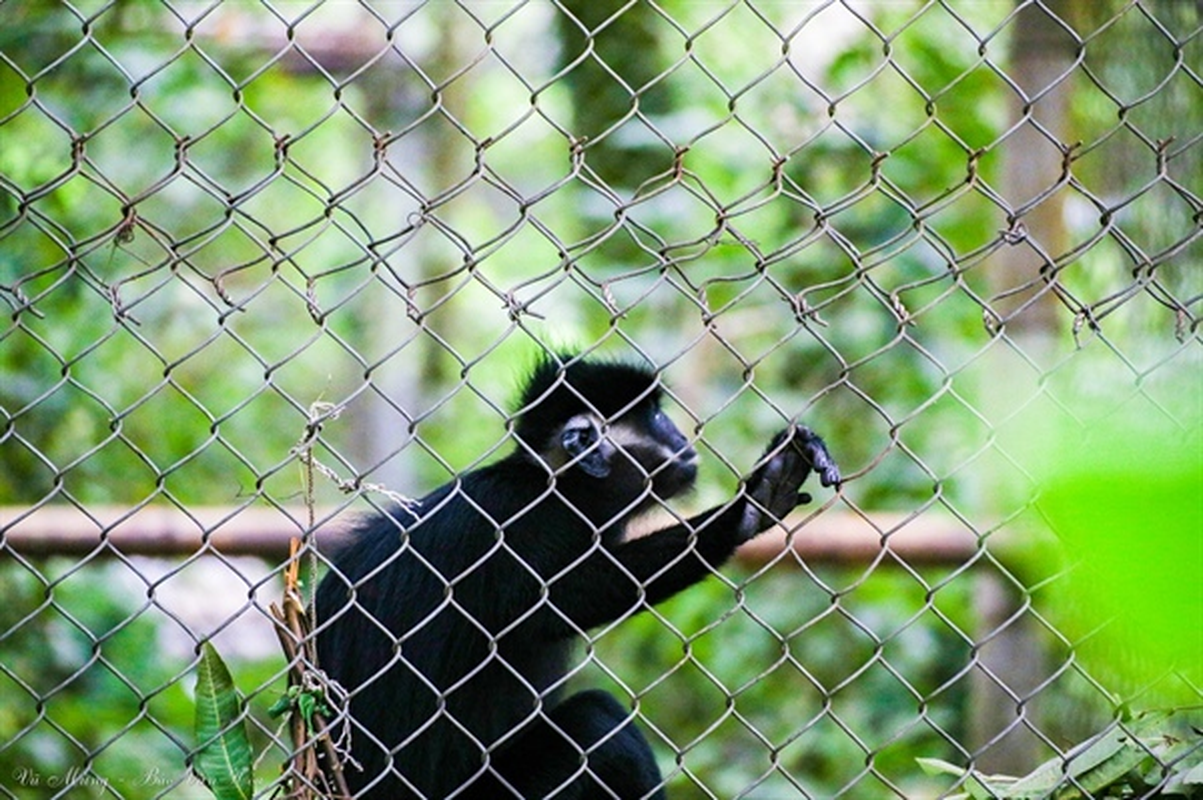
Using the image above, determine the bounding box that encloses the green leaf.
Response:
[914,758,1010,799]
[987,714,1181,799]
[916,757,965,777]
[193,642,254,800]
[1178,758,1203,786]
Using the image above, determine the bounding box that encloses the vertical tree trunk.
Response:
[989,0,1077,333]
[971,0,1079,776]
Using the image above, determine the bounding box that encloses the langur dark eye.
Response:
[651,408,690,453]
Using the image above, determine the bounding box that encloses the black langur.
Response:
[315,356,840,799]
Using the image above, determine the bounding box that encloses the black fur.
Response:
[315,356,840,799]
[514,357,664,446]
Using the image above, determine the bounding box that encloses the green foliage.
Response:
[0,560,195,797]
[268,683,333,734]
[193,644,254,800]
[1017,381,1203,708]
[0,3,370,508]
[921,710,1203,799]
[0,1,1015,507]
[579,565,974,797]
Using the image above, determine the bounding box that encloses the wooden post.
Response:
[971,0,1079,775]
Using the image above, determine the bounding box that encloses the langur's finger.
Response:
[749,457,782,506]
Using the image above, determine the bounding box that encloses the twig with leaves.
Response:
[266,401,367,799]
[268,541,354,800]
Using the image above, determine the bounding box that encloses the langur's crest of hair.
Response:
[513,354,663,445]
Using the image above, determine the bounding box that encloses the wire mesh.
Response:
[1,1,1200,798]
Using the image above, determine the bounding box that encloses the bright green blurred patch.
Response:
[1037,410,1202,689]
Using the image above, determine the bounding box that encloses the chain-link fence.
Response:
[1,1,1200,798]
